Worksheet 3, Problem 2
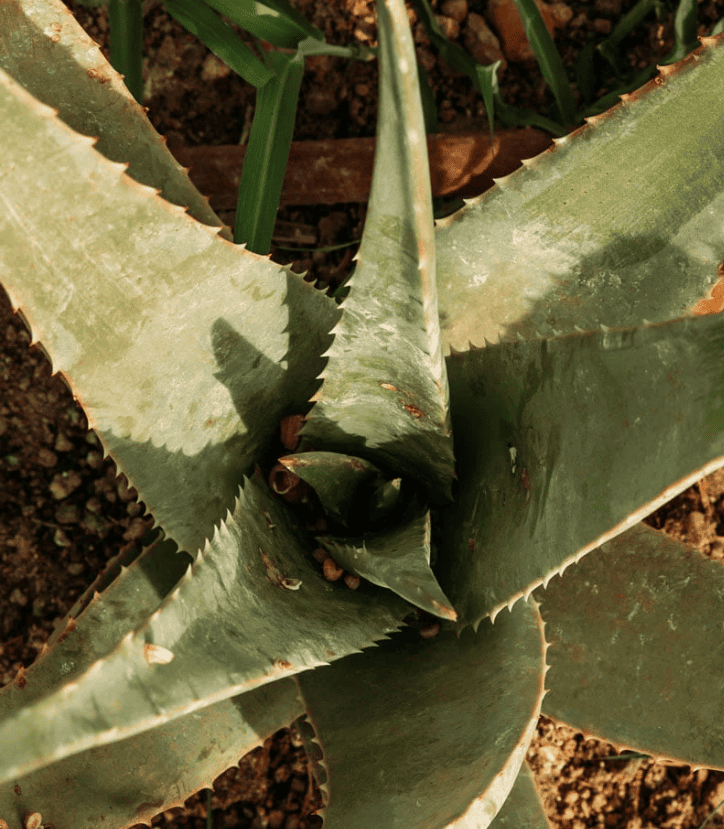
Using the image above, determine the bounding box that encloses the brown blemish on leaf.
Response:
[261,549,301,590]
[135,800,165,816]
[692,262,724,315]
[13,666,27,690]
[516,468,531,503]
[86,66,112,85]
[274,658,292,670]
[401,402,424,418]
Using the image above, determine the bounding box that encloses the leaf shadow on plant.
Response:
[498,235,723,340]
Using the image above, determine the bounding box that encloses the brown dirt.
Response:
[3,1,724,827]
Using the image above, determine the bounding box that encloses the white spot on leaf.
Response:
[144,644,175,665]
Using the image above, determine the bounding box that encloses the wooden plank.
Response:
[171,128,552,208]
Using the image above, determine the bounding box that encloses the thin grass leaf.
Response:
[475,62,501,137]
[108,0,143,103]
[201,0,321,49]
[417,57,439,134]
[494,95,568,135]
[573,40,597,104]
[412,0,499,128]
[580,64,656,117]
[699,799,724,829]
[249,0,322,40]
[162,0,274,88]
[597,0,655,72]
[510,0,578,125]
[234,48,303,252]
[661,0,699,64]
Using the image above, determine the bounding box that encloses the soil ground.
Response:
[3,1,724,827]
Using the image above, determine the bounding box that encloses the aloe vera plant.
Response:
[2,0,724,827]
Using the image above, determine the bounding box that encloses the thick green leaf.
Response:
[436,312,724,627]
[0,0,225,232]
[0,473,409,785]
[296,600,546,829]
[537,522,724,772]
[0,66,338,557]
[0,680,303,829]
[435,34,724,351]
[0,535,189,716]
[280,451,384,526]
[319,502,457,620]
[302,0,455,503]
[488,763,553,829]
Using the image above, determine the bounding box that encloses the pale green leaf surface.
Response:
[296,601,546,829]
[0,681,303,829]
[435,34,724,351]
[0,473,409,785]
[487,763,553,829]
[302,0,455,502]
[436,312,724,627]
[537,522,724,772]
[0,68,337,556]
[319,504,457,619]
[0,0,226,233]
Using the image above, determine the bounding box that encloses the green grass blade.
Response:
[412,0,504,130]
[250,0,323,40]
[475,62,501,137]
[108,0,143,103]
[234,48,303,252]
[661,0,699,63]
[597,0,655,72]
[510,0,578,125]
[162,0,274,88]
[201,0,321,49]
[580,64,656,117]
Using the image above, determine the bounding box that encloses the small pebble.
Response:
[54,431,73,452]
[37,446,58,468]
[49,469,83,499]
[322,557,344,582]
[420,622,441,639]
[312,547,329,564]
